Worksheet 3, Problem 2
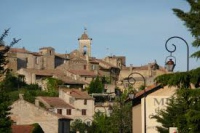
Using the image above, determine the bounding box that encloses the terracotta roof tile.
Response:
[68,70,97,77]
[12,125,34,133]
[37,96,74,108]
[62,89,94,100]
[95,59,117,69]
[9,48,30,53]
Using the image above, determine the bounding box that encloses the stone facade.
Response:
[132,85,178,133]
[58,89,95,124]
[10,97,71,133]
[6,30,167,90]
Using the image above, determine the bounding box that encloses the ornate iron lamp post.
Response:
[165,36,189,72]
[128,72,146,133]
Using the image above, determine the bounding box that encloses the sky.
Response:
[0,0,199,72]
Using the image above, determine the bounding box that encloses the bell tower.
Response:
[78,28,92,57]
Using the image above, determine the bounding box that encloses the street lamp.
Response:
[165,36,189,72]
[128,72,146,133]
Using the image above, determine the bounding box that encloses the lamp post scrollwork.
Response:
[165,36,189,72]
[128,72,146,133]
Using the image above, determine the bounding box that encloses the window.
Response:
[66,109,71,115]
[57,109,62,114]
[82,109,86,115]
[92,65,95,70]
[25,57,28,63]
[84,65,86,70]
[84,99,87,105]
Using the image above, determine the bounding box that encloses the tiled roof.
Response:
[12,125,34,133]
[20,68,86,84]
[21,68,59,76]
[39,47,54,50]
[37,96,74,108]
[95,59,117,69]
[127,84,162,105]
[56,74,86,84]
[62,89,94,100]
[12,99,72,120]
[55,53,68,59]
[9,48,30,53]
[78,32,92,40]
[68,70,97,77]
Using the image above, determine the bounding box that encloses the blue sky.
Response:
[0,0,199,71]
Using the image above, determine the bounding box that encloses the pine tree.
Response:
[87,76,104,94]
[0,29,20,133]
[153,89,200,133]
[173,0,200,59]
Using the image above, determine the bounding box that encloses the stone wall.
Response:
[10,99,69,133]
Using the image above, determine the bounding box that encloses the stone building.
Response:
[10,95,72,133]
[36,88,95,125]
[131,85,178,133]
[6,29,166,91]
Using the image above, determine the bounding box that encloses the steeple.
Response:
[78,28,92,57]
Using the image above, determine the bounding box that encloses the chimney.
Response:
[130,64,133,72]
[35,99,40,107]
[19,93,24,100]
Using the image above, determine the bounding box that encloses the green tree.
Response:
[0,72,26,91]
[153,67,200,132]
[108,91,132,133]
[173,0,200,59]
[0,29,20,133]
[87,76,104,94]
[90,112,112,133]
[0,89,12,133]
[153,89,200,133]
[70,119,88,133]
[45,77,62,96]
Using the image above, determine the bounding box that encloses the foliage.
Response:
[0,90,13,133]
[32,123,44,133]
[153,67,200,132]
[153,89,200,133]
[70,119,88,133]
[154,67,200,88]
[108,93,132,133]
[87,76,104,94]
[90,112,112,133]
[23,89,57,103]
[101,76,111,84]
[0,29,20,133]
[0,72,26,92]
[173,0,200,59]
[45,77,63,96]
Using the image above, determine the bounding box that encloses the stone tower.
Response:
[78,28,92,57]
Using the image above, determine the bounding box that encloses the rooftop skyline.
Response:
[1,0,199,71]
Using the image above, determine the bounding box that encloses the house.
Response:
[131,85,178,133]
[118,62,166,91]
[36,88,95,125]
[10,95,72,133]
[6,29,167,93]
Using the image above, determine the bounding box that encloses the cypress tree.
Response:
[0,29,20,133]
[173,0,200,59]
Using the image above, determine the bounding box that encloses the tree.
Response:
[70,119,88,133]
[108,91,132,133]
[173,0,200,59]
[153,89,200,133]
[45,77,62,96]
[87,76,104,94]
[153,1,200,128]
[0,29,20,133]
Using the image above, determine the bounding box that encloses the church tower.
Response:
[78,28,92,57]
